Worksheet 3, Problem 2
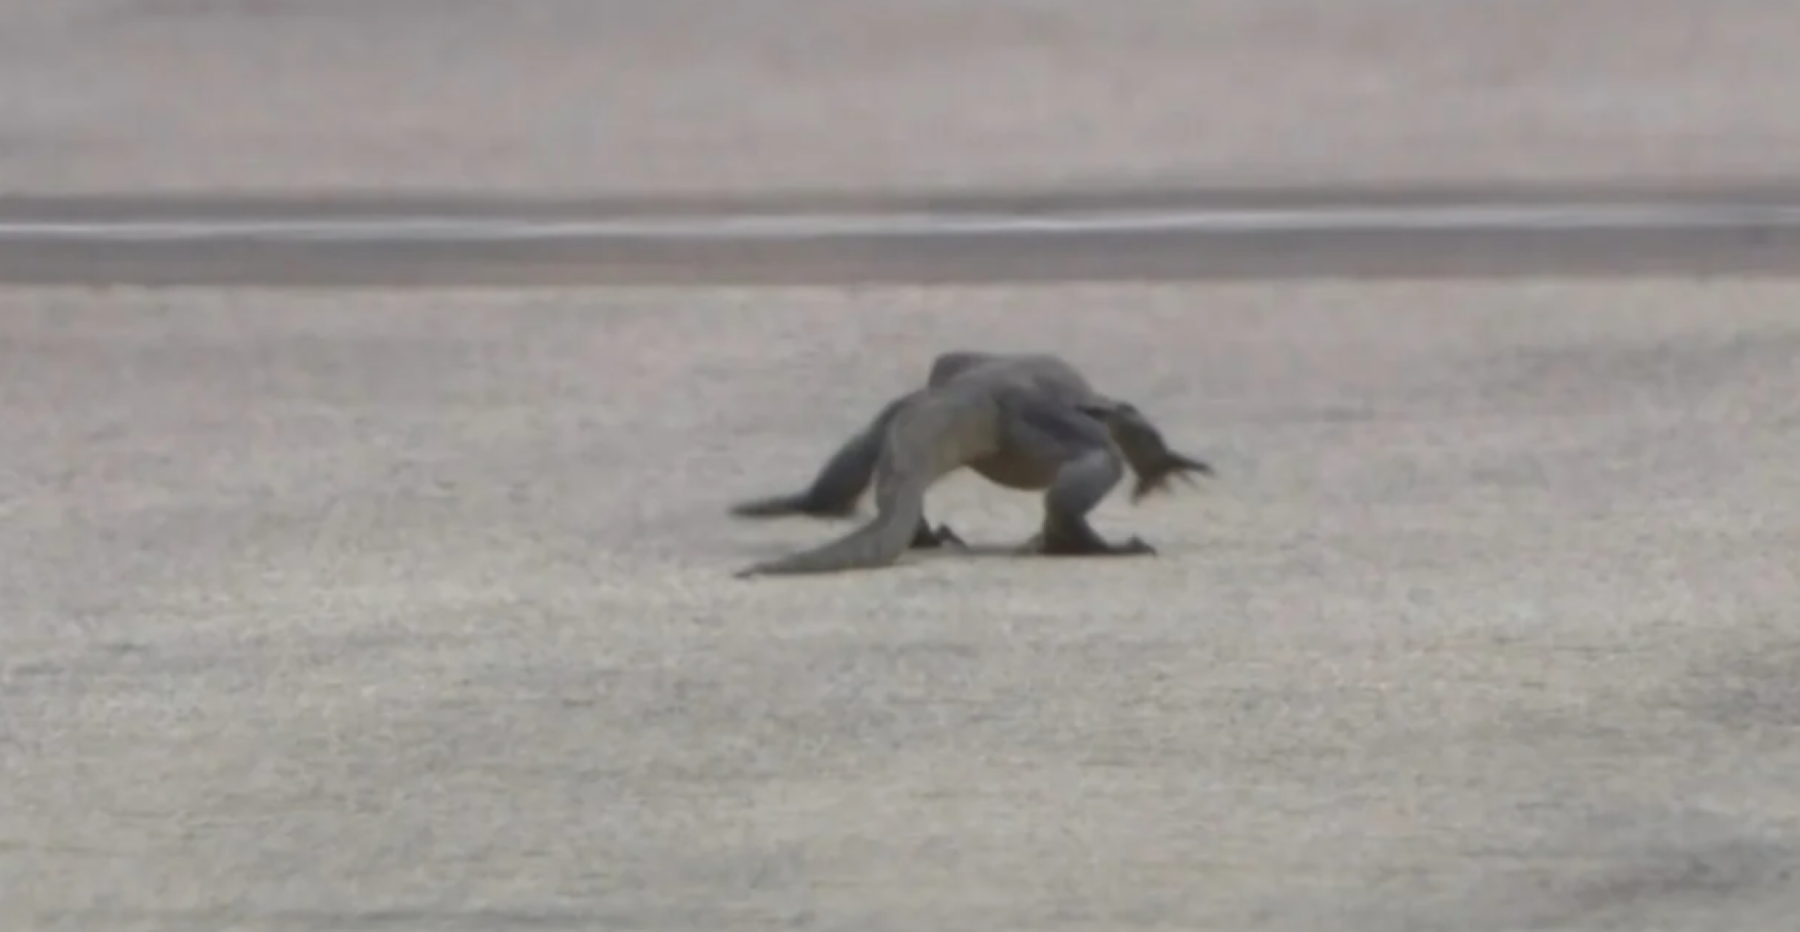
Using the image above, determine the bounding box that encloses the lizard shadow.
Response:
[920,541,1027,560]
[731,539,1024,561]
[734,538,1164,565]
[924,536,1172,562]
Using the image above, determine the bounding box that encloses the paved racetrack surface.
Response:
[6,288,1800,931]
[6,1,1800,930]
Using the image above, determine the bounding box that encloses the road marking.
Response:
[0,202,1798,243]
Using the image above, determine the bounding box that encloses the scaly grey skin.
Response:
[730,351,1214,577]
[730,351,1213,534]
[927,352,1214,504]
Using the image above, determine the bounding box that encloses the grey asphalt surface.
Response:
[6,274,1800,932]
[3,184,1800,285]
[8,0,1800,927]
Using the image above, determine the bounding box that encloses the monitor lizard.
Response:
[729,351,1213,577]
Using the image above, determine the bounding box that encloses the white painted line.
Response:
[0,203,1797,243]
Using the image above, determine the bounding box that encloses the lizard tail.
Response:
[734,482,925,577]
[734,393,987,578]
[736,401,958,577]
[730,492,827,518]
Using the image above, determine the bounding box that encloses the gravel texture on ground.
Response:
[4,285,1799,930]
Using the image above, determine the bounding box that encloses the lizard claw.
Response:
[1117,535,1158,556]
[911,522,967,551]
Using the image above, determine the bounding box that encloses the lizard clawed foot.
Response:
[911,522,968,551]
[1109,535,1158,556]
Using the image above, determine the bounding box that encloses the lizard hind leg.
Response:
[1005,398,1158,558]
[733,394,980,578]
[1033,449,1157,557]
[732,390,966,551]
